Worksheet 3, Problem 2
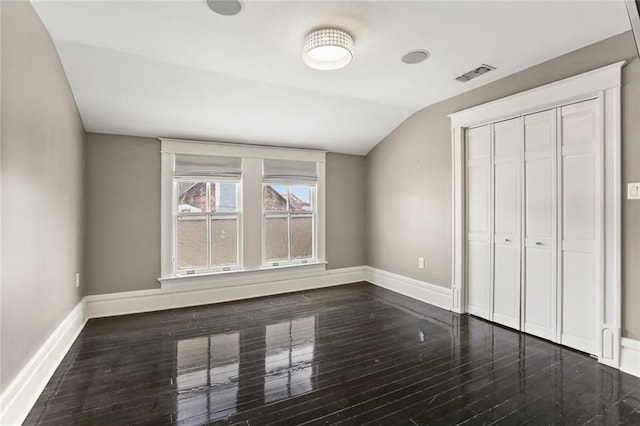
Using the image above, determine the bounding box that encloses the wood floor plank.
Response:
[23,282,640,425]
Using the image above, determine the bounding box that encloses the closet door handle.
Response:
[504,238,511,242]
[535,242,544,246]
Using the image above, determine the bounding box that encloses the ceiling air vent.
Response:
[455,64,496,82]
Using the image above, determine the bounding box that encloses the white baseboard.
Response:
[364,266,452,311]
[620,337,640,378]
[85,265,454,321]
[0,300,86,426]
[85,266,366,319]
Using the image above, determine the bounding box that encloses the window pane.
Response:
[211,217,238,266]
[265,217,288,261]
[178,182,207,213]
[289,186,312,212]
[291,215,312,259]
[177,216,208,269]
[264,184,287,211]
[211,183,237,212]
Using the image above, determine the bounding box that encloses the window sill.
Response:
[158,262,328,290]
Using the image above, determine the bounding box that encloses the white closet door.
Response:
[466,125,492,320]
[492,118,522,329]
[523,109,557,341]
[559,99,600,355]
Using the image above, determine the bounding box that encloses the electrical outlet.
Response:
[628,183,640,200]
[75,273,80,288]
[418,257,425,269]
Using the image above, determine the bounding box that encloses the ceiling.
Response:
[31,1,630,155]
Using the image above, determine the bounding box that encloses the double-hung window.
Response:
[174,154,241,274]
[160,138,326,284]
[263,159,317,266]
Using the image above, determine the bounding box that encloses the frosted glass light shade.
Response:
[303,28,354,70]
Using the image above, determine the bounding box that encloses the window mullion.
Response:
[287,212,292,262]
[207,213,211,270]
[206,182,212,270]
[287,187,292,261]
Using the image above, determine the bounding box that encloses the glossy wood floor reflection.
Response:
[25,283,640,425]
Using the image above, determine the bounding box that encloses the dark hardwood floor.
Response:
[25,283,640,425]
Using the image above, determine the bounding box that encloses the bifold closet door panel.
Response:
[466,124,492,320]
[523,109,557,341]
[492,118,521,329]
[560,99,599,355]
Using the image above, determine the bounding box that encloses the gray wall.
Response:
[365,31,640,340]
[85,133,161,295]
[326,153,366,270]
[622,44,640,341]
[1,1,85,391]
[85,134,367,295]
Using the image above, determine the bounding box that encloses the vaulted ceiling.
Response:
[32,1,630,154]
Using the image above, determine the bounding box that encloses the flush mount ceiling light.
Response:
[303,28,354,70]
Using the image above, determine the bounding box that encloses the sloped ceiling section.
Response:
[32,1,630,155]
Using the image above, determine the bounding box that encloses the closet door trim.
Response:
[450,61,623,369]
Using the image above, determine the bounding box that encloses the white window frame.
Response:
[174,179,241,275]
[262,183,317,267]
[160,138,326,285]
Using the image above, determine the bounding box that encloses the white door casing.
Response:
[450,61,623,368]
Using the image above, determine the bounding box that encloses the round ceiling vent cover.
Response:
[206,0,242,16]
[401,50,430,64]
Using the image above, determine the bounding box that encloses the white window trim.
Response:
[162,138,326,162]
[449,61,624,369]
[160,138,327,285]
[159,261,328,290]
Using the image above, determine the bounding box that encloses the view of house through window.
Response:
[167,150,322,277]
[263,184,314,265]
[176,181,239,272]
